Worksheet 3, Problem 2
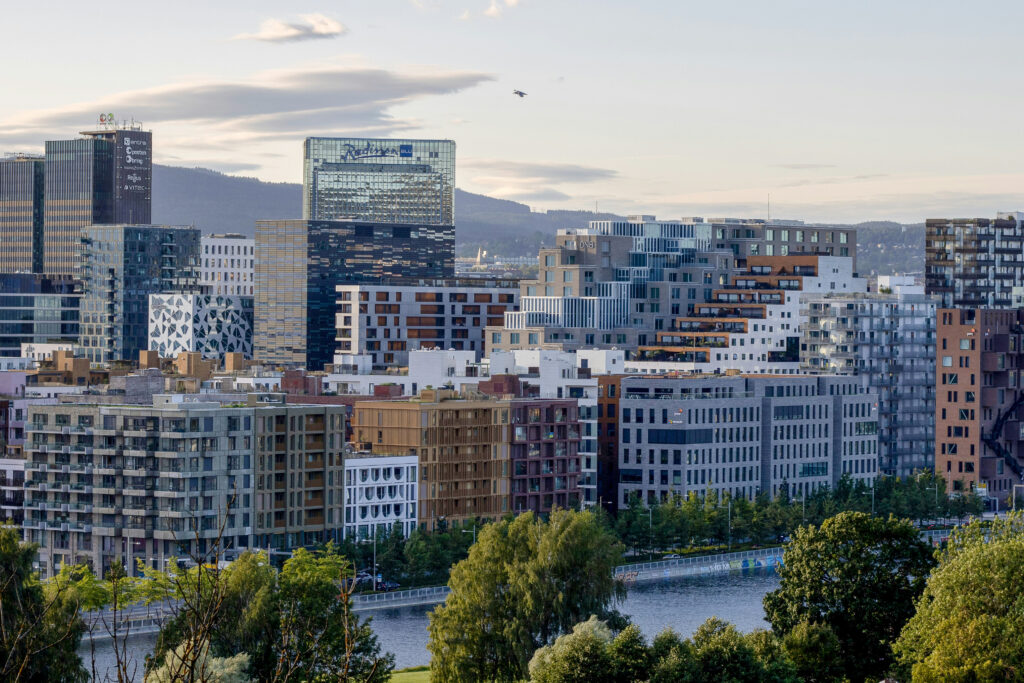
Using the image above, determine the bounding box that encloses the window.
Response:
[545,255,555,266]
[942,356,953,367]
[563,271,573,282]
[491,332,502,343]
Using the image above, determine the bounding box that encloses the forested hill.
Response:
[152,164,924,275]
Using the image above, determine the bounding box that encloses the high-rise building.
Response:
[616,374,879,508]
[254,219,454,370]
[801,276,937,478]
[0,155,45,273]
[935,308,1024,505]
[0,274,80,357]
[334,279,518,368]
[303,137,455,225]
[201,234,255,296]
[43,123,152,275]
[707,218,857,270]
[78,225,199,363]
[926,212,1024,309]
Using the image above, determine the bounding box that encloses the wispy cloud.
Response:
[464,159,617,203]
[774,163,837,170]
[0,64,491,142]
[0,63,493,177]
[234,14,347,43]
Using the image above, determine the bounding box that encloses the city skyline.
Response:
[2,1,1024,224]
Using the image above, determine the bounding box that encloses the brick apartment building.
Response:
[936,308,1024,503]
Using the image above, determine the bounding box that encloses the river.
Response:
[82,568,780,680]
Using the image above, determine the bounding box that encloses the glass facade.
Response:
[0,156,45,273]
[78,225,199,363]
[0,274,80,357]
[254,219,455,369]
[42,128,152,276]
[303,138,454,225]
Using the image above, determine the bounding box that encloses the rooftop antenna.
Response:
[767,193,771,222]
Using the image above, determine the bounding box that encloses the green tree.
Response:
[143,547,392,682]
[606,624,649,683]
[780,621,843,683]
[147,638,252,683]
[527,616,613,683]
[763,511,935,682]
[0,525,89,682]
[894,513,1024,682]
[427,509,625,682]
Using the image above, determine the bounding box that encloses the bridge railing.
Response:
[615,546,782,576]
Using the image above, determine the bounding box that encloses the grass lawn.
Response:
[391,666,430,682]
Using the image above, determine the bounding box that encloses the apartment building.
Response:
[629,255,866,375]
[343,452,418,540]
[23,394,345,577]
[488,215,857,354]
[926,212,1024,308]
[935,308,1024,504]
[617,375,879,507]
[24,398,254,577]
[801,276,937,477]
[335,279,518,367]
[251,401,347,551]
[201,233,255,296]
[351,388,582,530]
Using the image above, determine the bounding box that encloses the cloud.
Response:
[484,0,520,18]
[774,163,837,170]
[458,9,471,20]
[462,159,617,204]
[0,64,492,145]
[234,13,347,42]
[465,159,618,184]
[496,188,571,202]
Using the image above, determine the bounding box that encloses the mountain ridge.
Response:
[152,164,923,275]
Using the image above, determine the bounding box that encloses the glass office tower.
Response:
[78,225,198,363]
[303,138,455,225]
[0,155,45,273]
[0,274,80,357]
[43,126,152,276]
[254,219,455,369]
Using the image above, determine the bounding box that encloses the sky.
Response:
[2,0,1023,224]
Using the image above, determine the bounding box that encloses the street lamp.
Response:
[461,527,476,545]
[926,485,940,522]
[647,507,653,561]
[864,486,875,515]
[727,498,732,551]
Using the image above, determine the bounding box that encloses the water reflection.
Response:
[82,568,781,678]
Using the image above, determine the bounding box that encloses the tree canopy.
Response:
[763,511,936,682]
[895,513,1024,682]
[427,509,625,682]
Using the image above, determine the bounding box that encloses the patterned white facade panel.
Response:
[148,293,253,359]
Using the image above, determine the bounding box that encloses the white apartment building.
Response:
[335,279,519,368]
[202,234,255,296]
[628,255,867,376]
[801,275,938,478]
[326,350,488,396]
[343,453,418,540]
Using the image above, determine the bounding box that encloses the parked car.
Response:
[664,553,680,559]
[379,580,401,592]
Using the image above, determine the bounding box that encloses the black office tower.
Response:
[42,122,151,275]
